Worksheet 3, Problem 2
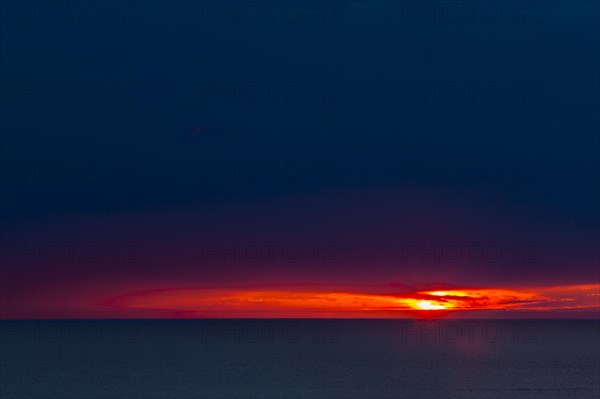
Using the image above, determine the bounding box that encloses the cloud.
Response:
[96,283,600,319]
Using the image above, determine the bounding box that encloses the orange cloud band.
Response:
[101,284,600,318]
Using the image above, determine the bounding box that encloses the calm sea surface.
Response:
[1,320,598,399]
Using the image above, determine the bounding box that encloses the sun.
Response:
[415,300,446,310]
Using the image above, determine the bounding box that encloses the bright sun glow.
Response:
[415,300,446,310]
[427,290,470,297]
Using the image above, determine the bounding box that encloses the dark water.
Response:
[1,320,598,398]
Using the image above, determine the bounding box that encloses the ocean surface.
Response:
[1,320,598,399]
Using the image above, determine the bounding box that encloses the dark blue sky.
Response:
[0,1,598,318]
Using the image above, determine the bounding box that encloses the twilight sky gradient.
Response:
[0,1,599,319]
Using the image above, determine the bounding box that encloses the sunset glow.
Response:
[414,300,446,310]
[51,283,598,319]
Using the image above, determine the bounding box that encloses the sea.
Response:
[0,319,598,398]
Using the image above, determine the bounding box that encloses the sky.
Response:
[0,1,599,319]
